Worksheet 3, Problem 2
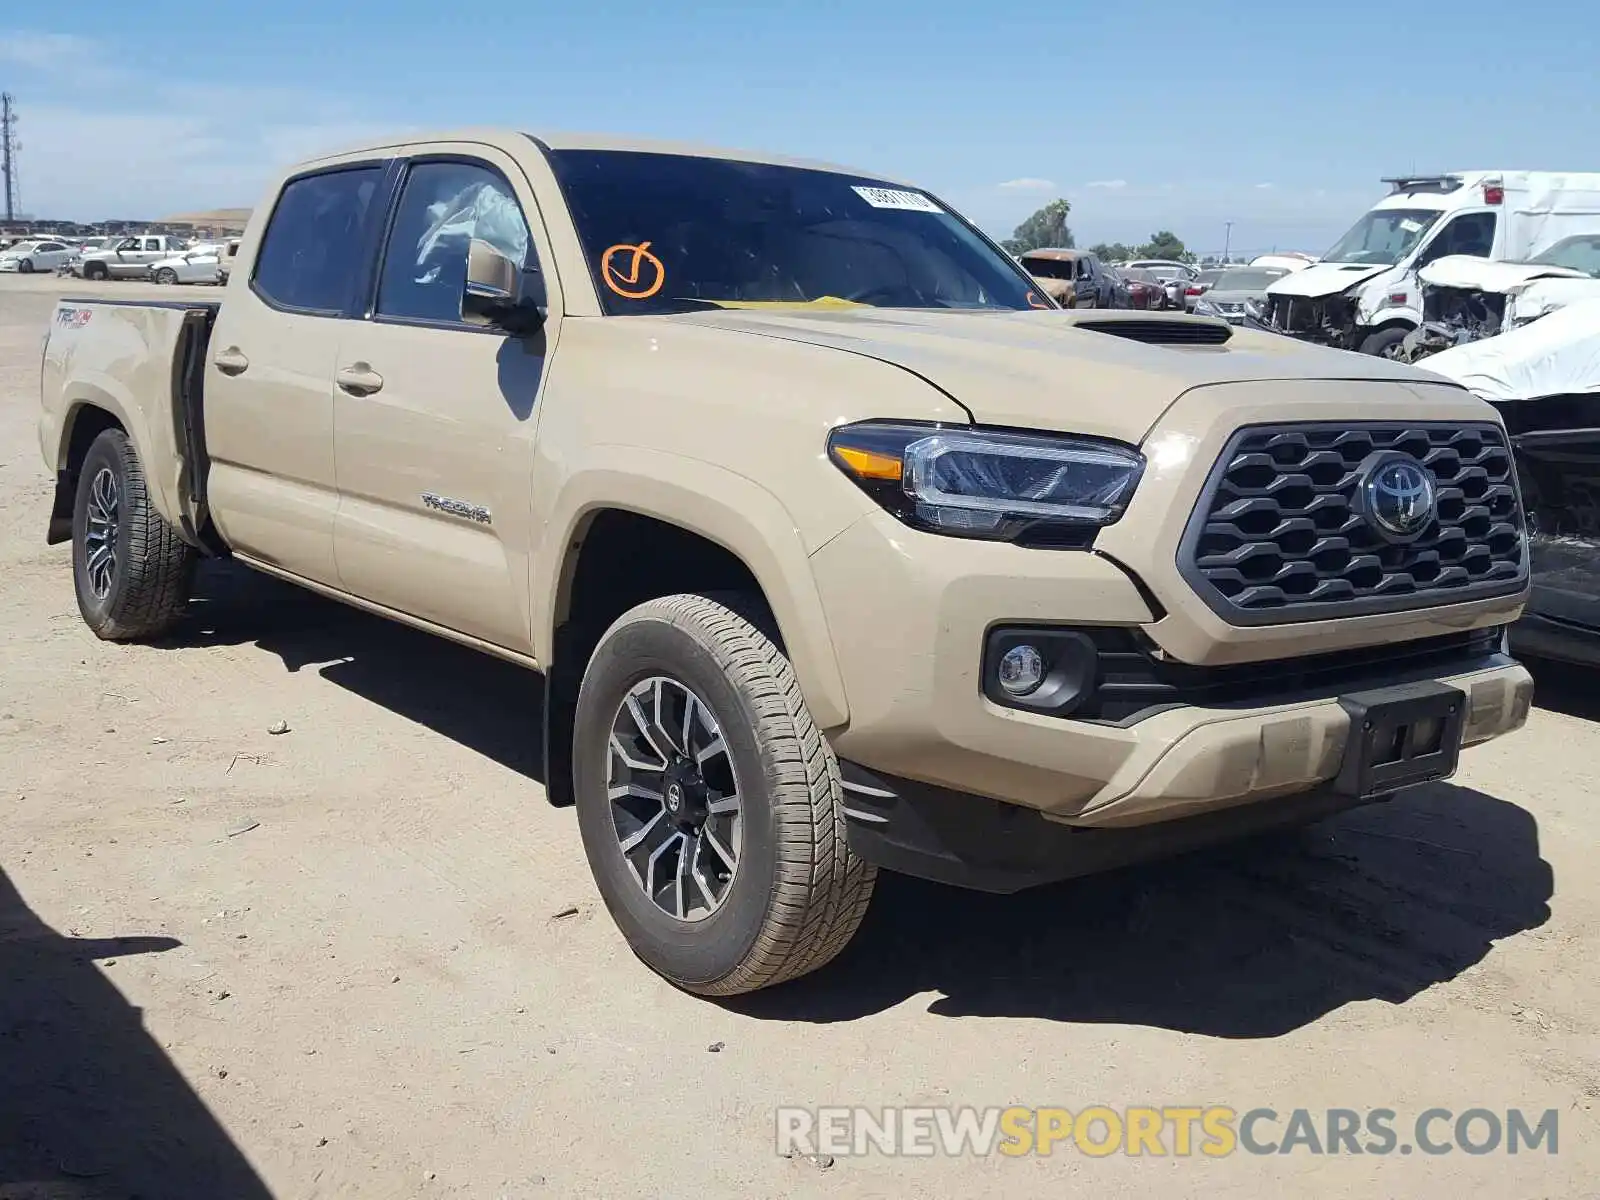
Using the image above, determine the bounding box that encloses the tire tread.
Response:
[607,592,876,995]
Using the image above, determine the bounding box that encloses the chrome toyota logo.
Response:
[665,783,683,813]
[1360,454,1437,540]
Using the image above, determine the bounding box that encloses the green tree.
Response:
[1001,199,1073,254]
[1088,241,1135,263]
[1135,230,1192,263]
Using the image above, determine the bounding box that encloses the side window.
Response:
[1431,212,1497,260]
[376,160,533,325]
[253,166,383,314]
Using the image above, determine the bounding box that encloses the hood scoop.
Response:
[1071,317,1233,346]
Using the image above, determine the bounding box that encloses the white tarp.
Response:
[1422,299,1600,401]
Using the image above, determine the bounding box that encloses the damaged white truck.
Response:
[1257,172,1600,357]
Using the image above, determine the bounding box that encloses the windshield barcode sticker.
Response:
[852,186,943,213]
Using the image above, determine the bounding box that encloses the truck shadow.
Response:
[173,562,1552,1038]
[177,560,545,783]
[0,867,272,1199]
[735,784,1552,1035]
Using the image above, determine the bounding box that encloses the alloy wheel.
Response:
[607,675,742,922]
[84,467,120,598]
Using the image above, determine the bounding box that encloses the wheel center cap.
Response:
[662,762,708,830]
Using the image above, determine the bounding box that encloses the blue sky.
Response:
[3,0,1595,254]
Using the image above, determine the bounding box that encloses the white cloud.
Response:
[1254,182,1276,189]
[1086,179,1128,189]
[997,177,1057,191]
[0,30,397,219]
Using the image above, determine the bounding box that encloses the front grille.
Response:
[1181,422,1526,624]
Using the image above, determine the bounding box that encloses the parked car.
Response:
[216,238,243,285]
[38,128,1533,998]
[1184,268,1225,311]
[1117,267,1167,309]
[150,244,225,285]
[1193,266,1291,323]
[1017,248,1116,307]
[1419,300,1600,667]
[0,238,76,274]
[74,234,191,280]
[1100,264,1133,308]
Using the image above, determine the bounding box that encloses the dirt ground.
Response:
[1,272,1596,1199]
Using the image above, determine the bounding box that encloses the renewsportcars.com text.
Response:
[775,1105,1559,1158]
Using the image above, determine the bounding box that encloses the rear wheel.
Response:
[71,428,195,640]
[572,593,876,996]
[153,267,178,285]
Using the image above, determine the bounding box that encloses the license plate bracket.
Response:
[1334,681,1466,799]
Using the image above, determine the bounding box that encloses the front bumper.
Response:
[812,508,1532,828]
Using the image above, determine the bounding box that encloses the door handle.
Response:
[336,364,384,396]
[213,347,249,375]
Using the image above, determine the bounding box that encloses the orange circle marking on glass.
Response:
[601,241,665,300]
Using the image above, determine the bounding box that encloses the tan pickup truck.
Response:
[38,129,1534,996]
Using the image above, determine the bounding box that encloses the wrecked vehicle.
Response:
[1259,172,1600,357]
[1421,300,1600,664]
[1402,234,1600,362]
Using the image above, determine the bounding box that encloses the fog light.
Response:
[997,644,1045,696]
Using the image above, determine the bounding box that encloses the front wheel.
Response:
[153,267,178,285]
[71,428,195,640]
[1359,327,1410,359]
[16,258,33,274]
[572,593,876,996]
[84,261,108,281]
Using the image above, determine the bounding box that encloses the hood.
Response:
[1266,261,1391,299]
[1419,254,1592,294]
[670,307,1439,443]
[1202,287,1268,306]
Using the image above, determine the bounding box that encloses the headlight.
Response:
[1194,298,1222,317]
[827,422,1143,545]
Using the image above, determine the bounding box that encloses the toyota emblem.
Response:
[1359,453,1437,541]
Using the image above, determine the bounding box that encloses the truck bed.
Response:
[41,296,221,549]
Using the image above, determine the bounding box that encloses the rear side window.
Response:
[253,167,383,314]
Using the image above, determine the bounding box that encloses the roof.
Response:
[298,127,909,186]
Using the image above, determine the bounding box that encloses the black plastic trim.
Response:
[1178,420,1529,626]
[835,759,1390,894]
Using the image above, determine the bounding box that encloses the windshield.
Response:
[1213,268,1286,291]
[1322,207,1440,266]
[1019,256,1076,280]
[548,150,1043,315]
[1528,235,1600,277]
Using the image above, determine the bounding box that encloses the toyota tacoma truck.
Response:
[38,130,1535,997]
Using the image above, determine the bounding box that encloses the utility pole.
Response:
[1223,221,1233,264]
[1,93,18,223]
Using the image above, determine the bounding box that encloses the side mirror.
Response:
[463,238,546,335]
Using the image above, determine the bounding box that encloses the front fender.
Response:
[533,445,853,731]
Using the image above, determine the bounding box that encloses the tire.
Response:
[71,428,195,640]
[84,261,108,281]
[153,267,178,285]
[17,258,33,274]
[572,593,876,996]
[1359,327,1410,359]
